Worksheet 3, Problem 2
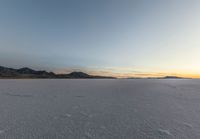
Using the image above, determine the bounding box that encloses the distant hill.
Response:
[0,66,115,79]
[147,76,186,79]
[128,76,188,79]
[162,76,183,79]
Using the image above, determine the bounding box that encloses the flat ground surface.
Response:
[0,79,200,139]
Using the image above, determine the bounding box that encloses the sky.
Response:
[0,0,200,78]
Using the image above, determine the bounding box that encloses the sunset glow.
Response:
[0,0,200,78]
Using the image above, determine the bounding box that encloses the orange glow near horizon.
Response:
[54,67,200,79]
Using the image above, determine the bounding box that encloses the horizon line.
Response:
[1,65,200,79]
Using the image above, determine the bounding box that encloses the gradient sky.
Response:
[0,0,200,77]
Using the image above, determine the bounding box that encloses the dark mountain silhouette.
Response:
[68,72,91,78]
[144,76,188,79]
[147,76,184,79]
[162,76,183,79]
[128,76,188,79]
[0,66,115,79]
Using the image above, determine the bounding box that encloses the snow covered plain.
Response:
[0,79,200,139]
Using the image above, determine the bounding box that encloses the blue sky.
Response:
[0,0,200,77]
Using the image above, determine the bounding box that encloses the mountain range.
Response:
[0,66,115,79]
[0,66,187,79]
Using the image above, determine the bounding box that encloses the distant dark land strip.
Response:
[0,66,189,79]
[0,66,115,79]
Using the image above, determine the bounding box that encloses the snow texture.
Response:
[0,79,200,139]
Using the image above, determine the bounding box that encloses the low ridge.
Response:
[0,66,115,79]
